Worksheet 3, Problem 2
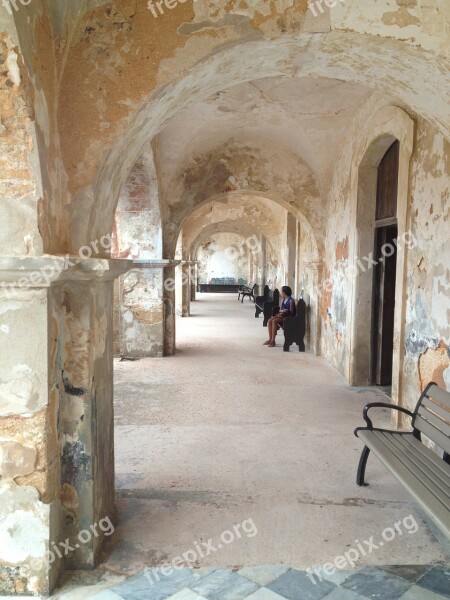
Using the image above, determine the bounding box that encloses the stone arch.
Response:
[76,32,449,251]
[191,225,265,293]
[174,190,321,263]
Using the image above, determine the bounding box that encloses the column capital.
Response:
[131,259,182,269]
[0,256,131,288]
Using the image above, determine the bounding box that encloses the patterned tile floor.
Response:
[91,564,450,600]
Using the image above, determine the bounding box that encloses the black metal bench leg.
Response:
[357,445,370,486]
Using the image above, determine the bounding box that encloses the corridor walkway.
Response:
[55,294,449,599]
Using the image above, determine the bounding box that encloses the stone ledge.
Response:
[130,259,182,269]
[0,257,132,287]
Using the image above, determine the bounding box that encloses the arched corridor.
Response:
[1,1,449,597]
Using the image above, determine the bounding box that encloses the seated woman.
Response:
[264,286,296,347]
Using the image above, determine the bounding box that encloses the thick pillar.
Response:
[181,261,195,317]
[190,263,197,302]
[247,251,253,285]
[175,261,193,318]
[303,261,323,355]
[286,212,297,293]
[0,257,129,596]
[118,260,167,358]
[163,261,181,356]
[259,237,267,293]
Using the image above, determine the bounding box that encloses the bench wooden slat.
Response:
[371,431,450,506]
[358,430,450,538]
[419,397,450,445]
[386,433,450,498]
[416,406,450,439]
[401,435,450,480]
[422,396,450,424]
[427,384,450,411]
[414,415,450,454]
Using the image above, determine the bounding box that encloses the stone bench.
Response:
[255,286,279,326]
[355,382,450,540]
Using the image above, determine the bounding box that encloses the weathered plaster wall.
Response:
[0,289,60,595]
[403,120,450,405]
[0,11,48,256]
[114,145,162,260]
[332,0,449,58]
[320,105,449,410]
[319,94,399,376]
[196,233,252,285]
[112,146,165,357]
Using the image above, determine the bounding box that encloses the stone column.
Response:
[286,212,297,293]
[0,257,130,596]
[303,261,324,355]
[247,251,253,285]
[162,261,181,356]
[118,260,169,358]
[180,261,195,317]
[190,263,197,302]
[259,237,267,294]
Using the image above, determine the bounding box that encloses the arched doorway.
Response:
[371,140,399,387]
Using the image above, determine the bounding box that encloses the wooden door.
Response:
[371,140,399,386]
[372,225,397,385]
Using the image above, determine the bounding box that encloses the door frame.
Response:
[347,107,414,418]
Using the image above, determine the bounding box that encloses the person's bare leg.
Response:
[269,318,281,346]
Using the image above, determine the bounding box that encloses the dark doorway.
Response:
[371,141,399,387]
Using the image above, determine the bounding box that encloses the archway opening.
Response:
[353,137,402,392]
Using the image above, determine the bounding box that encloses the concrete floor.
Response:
[53,293,449,599]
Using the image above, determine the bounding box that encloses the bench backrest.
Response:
[273,288,280,306]
[263,285,270,299]
[414,383,450,454]
[296,298,306,319]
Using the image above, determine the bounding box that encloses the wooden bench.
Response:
[238,283,257,303]
[279,298,306,352]
[255,286,279,326]
[355,382,450,540]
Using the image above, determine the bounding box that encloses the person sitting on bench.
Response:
[263,286,296,347]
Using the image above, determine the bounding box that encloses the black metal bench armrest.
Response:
[358,402,414,432]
